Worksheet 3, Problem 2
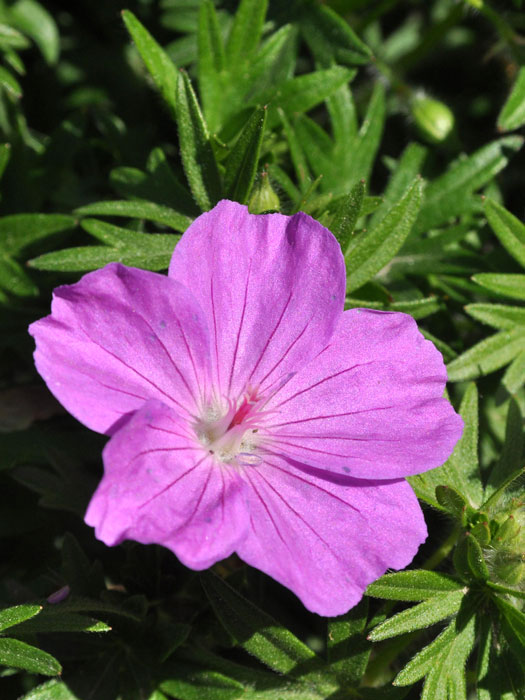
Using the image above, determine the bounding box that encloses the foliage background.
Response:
[0,0,524,698]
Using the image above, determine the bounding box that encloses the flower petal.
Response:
[85,400,249,569]
[237,456,427,616]
[264,309,463,479]
[168,200,345,399]
[29,263,211,435]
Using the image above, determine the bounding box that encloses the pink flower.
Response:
[29,200,462,616]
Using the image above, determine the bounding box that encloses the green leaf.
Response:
[435,485,473,524]
[0,637,61,675]
[331,180,365,255]
[175,70,223,211]
[485,399,524,500]
[441,383,483,508]
[9,0,59,64]
[29,240,175,272]
[0,255,38,296]
[414,137,523,234]
[484,198,525,268]
[0,142,11,181]
[366,571,464,602]
[161,663,244,700]
[19,679,79,700]
[465,303,525,330]
[0,65,21,99]
[465,534,489,581]
[201,572,317,677]
[502,350,525,394]
[345,295,442,320]
[278,109,311,190]
[343,81,385,190]
[225,0,268,70]
[495,597,525,671]
[266,66,356,129]
[394,604,476,688]
[197,0,226,127]
[446,327,525,382]
[472,273,525,301]
[75,200,191,232]
[368,589,465,642]
[224,107,266,204]
[346,177,423,293]
[0,604,42,632]
[498,66,525,132]
[326,598,370,687]
[0,23,30,50]
[0,213,76,255]
[300,0,371,66]
[370,142,427,229]
[122,10,178,116]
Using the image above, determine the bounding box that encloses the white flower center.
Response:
[195,387,269,466]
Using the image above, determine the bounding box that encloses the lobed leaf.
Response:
[224,107,266,204]
[366,571,464,602]
[122,10,178,116]
[414,136,523,234]
[175,70,223,211]
[368,589,466,641]
[346,177,423,293]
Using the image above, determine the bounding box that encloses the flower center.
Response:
[195,387,269,466]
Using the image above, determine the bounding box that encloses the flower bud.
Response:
[411,93,455,144]
[492,550,524,586]
[495,515,521,544]
[248,172,280,214]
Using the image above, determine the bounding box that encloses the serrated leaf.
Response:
[441,383,483,507]
[473,273,525,301]
[465,303,525,330]
[346,177,423,292]
[9,0,59,64]
[75,200,191,232]
[122,10,178,116]
[224,107,266,204]
[225,0,268,70]
[414,137,523,234]
[0,213,76,255]
[0,637,61,675]
[0,604,42,632]
[498,66,525,132]
[484,198,525,268]
[201,572,317,677]
[266,66,356,129]
[366,571,463,602]
[368,589,465,642]
[175,70,223,210]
